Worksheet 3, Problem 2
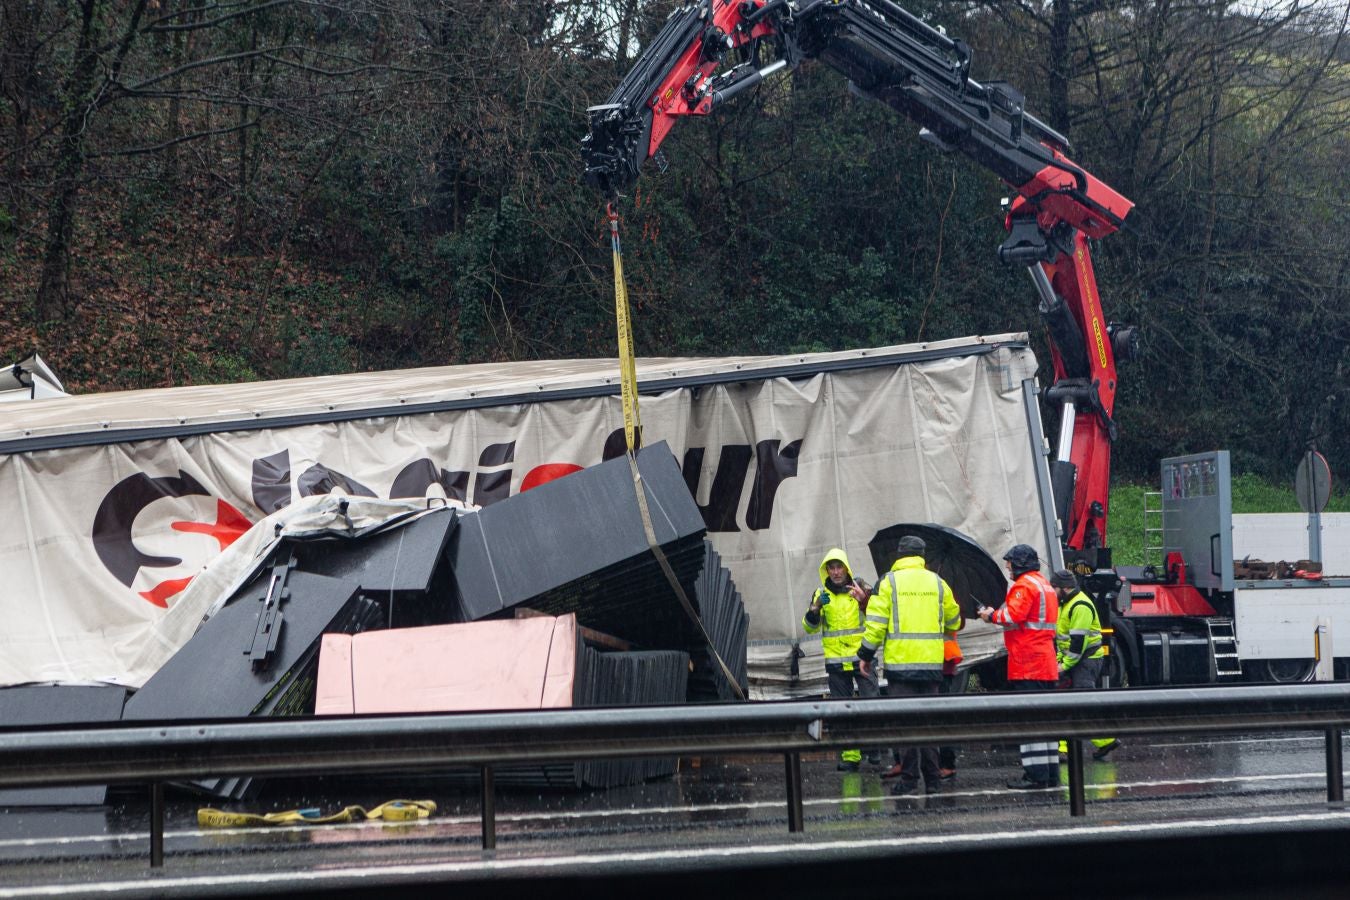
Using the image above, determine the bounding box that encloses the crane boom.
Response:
[581,0,1138,561]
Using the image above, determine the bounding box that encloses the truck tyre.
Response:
[1105,618,1137,687]
[1105,640,1132,688]
[1261,658,1316,683]
[972,658,1007,692]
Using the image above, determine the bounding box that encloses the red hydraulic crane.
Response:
[581,0,1139,567]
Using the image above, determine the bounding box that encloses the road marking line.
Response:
[6,808,1350,896]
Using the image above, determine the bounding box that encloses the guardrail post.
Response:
[784,752,804,833]
[149,782,165,868]
[1067,739,1085,817]
[1327,727,1343,804]
[481,765,497,849]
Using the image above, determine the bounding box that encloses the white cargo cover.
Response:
[0,334,1044,694]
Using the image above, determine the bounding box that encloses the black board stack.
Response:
[2,447,753,805]
[0,685,128,806]
[438,632,690,790]
[290,508,458,628]
[122,568,384,799]
[687,542,750,702]
[446,442,710,656]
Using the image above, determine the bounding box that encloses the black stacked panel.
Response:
[446,443,709,654]
[289,508,457,628]
[0,685,128,806]
[443,632,690,790]
[687,542,750,702]
[123,569,383,799]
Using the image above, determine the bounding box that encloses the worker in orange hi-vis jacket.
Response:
[978,543,1059,789]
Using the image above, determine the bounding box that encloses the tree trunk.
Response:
[35,0,102,320]
[230,26,258,249]
[1046,0,1072,134]
[1,0,39,233]
[34,0,149,319]
[35,180,79,319]
[616,0,638,65]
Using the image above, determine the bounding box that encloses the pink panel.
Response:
[314,634,355,715]
[540,614,578,709]
[348,618,574,714]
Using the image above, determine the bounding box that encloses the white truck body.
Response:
[0,334,1044,697]
[1232,513,1350,664]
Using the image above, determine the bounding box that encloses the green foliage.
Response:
[116,179,172,244]
[274,282,357,377]
[1108,482,1149,567]
[177,351,258,385]
[1110,474,1350,567]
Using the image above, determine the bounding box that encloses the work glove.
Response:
[815,588,831,607]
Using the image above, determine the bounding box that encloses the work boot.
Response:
[1092,739,1121,761]
[1006,777,1052,790]
[837,760,861,772]
[890,781,919,796]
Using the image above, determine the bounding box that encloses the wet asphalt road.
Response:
[2,730,1349,897]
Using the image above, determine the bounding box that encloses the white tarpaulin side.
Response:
[0,335,1046,693]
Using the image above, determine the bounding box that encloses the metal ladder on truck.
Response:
[1143,491,1165,567]
[1206,618,1244,680]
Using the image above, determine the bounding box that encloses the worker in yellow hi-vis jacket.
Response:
[803,548,877,772]
[857,535,961,795]
[1052,568,1120,761]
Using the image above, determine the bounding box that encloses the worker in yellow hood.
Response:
[803,548,878,771]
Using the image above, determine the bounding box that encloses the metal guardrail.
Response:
[1,683,1347,867]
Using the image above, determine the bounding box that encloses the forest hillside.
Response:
[1,0,1346,481]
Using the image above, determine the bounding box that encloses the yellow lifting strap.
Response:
[606,204,745,701]
[197,798,436,828]
[608,202,642,451]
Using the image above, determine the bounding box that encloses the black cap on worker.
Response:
[896,535,926,557]
[1050,568,1078,590]
[1002,543,1039,572]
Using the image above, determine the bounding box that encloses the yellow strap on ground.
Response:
[368,799,436,821]
[197,799,435,828]
[606,203,745,702]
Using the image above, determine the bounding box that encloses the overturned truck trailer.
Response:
[0,334,1052,698]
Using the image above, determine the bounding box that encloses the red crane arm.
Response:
[582,0,1139,558]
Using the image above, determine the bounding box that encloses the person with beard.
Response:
[803,548,876,771]
[1051,567,1119,761]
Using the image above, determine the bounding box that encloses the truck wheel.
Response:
[1105,644,1132,688]
[971,659,1007,693]
[1262,658,1316,683]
